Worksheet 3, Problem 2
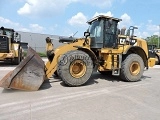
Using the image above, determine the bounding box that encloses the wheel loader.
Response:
[0,27,25,64]
[148,44,160,65]
[0,15,155,91]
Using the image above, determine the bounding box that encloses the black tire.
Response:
[155,55,159,65]
[120,54,144,82]
[13,49,22,65]
[58,50,93,86]
[56,51,74,78]
[13,57,20,65]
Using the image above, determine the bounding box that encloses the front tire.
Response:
[58,50,93,86]
[13,49,22,65]
[120,54,144,82]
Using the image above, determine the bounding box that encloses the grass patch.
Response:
[22,51,47,57]
[37,52,47,57]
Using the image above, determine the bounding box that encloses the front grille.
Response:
[0,36,9,53]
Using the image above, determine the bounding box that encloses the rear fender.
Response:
[124,46,148,67]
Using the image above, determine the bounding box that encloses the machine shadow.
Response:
[57,72,124,87]
[58,72,152,87]
[86,72,122,85]
[39,76,62,90]
[39,79,53,90]
[1,74,152,92]
[141,75,152,79]
[0,61,17,67]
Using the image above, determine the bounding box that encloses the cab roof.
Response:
[0,26,15,32]
[87,15,122,24]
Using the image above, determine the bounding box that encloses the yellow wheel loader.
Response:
[0,27,25,65]
[0,15,155,91]
[148,44,160,65]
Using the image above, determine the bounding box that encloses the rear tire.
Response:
[120,54,144,82]
[58,50,93,86]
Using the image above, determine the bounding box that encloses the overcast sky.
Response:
[0,0,159,38]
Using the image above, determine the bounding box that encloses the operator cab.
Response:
[86,15,122,49]
[0,26,21,43]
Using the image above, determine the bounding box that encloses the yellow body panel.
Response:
[0,52,14,60]
[148,58,156,67]
[98,54,112,70]
[118,35,149,57]
[133,37,149,57]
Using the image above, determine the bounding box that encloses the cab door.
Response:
[104,20,118,48]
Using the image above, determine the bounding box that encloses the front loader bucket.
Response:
[0,47,45,91]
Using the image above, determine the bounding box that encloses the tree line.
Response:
[145,35,160,48]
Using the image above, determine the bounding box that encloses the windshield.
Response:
[88,20,102,38]
[4,30,13,36]
[0,29,13,37]
[0,30,2,35]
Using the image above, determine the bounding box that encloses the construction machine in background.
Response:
[155,49,160,65]
[0,15,156,91]
[148,44,160,65]
[0,27,28,64]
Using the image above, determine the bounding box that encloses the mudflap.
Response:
[0,47,45,91]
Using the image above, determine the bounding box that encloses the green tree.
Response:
[145,35,160,48]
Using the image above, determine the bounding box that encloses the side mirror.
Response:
[15,32,19,37]
[84,32,90,38]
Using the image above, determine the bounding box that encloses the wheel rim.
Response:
[129,62,140,76]
[70,60,86,78]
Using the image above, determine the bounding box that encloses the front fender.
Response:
[75,47,98,67]
[45,40,84,79]
[123,46,148,67]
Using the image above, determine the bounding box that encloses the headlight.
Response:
[14,46,18,50]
